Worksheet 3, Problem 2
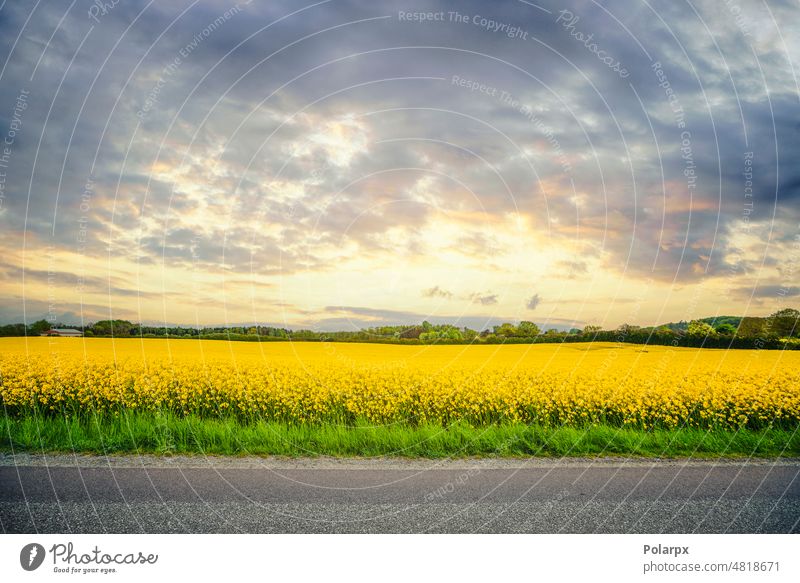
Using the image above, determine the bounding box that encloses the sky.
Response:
[0,0,798,332]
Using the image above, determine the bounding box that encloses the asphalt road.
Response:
[1,455,798,533]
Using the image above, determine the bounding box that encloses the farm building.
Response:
[41,328,83,337]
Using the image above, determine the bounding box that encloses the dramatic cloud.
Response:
[0,0,797,328]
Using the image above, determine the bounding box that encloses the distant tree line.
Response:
[2,308,798,349]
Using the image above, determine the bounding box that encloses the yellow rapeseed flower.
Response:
[0,338,797,430]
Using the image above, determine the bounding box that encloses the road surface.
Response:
[1,454,798,533]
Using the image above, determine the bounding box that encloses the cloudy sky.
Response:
[0,0,798,331]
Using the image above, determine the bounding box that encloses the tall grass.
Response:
[2,412,797,458]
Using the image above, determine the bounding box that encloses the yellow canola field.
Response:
[1,338,798,429]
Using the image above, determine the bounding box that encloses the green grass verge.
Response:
[2,412,798,458]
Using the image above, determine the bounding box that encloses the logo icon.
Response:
[20,543,46,571]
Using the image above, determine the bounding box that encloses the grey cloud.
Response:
[526,293,541,310]
[554,260,589,278]
[470,293,498,305]
[422,286,453,299]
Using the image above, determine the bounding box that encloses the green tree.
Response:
[0,323,27,336]
[714,323,737,336]
[517,321,540,337]
[419,331,437,344]
[28,319,52,335]
[91,320,134,337]
[766,308,799,338]
[770,308,800,319]
[493,323,517,337]
[736,317,765,338]
[687,320,716,338]
[617,324,641,334]
[443,327,463,341]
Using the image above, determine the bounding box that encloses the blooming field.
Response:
[1,338,798,430]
